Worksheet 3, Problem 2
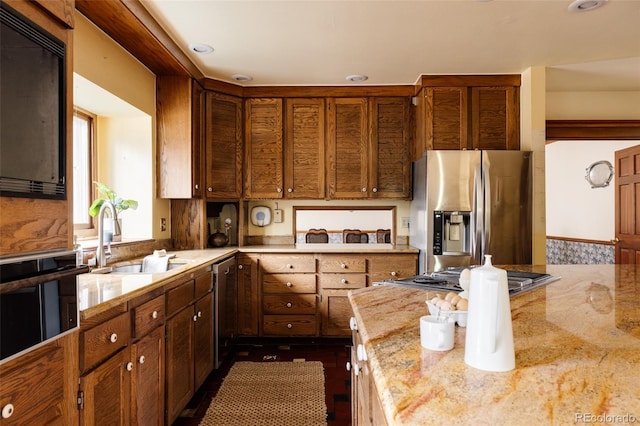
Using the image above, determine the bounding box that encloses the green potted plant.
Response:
[88,181,138,241]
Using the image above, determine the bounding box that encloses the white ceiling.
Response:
[139,0,640,91]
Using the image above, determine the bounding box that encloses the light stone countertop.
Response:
[348,264,640,425]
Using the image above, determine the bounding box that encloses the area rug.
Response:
[199,361,327,426]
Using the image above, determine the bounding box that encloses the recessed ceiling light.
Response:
[188,43,214,54]
[346,74,368,83]
[232,74,253,82]
[568,0,607,12]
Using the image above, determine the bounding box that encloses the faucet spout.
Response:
[97,201,116,268]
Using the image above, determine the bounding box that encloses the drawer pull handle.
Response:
[126,362,134,372]
[287,323,293,329]
[391,271,397,276]
[2,403,14,419]
[286,264,293,269]
[286,282,293,287]
[109,333,118,343]
[193,315,198,322]
[286,302,292,308]
[341,278,347,284]
[152,310,159,319]
[138,355,145,364]
[341,263,347,269]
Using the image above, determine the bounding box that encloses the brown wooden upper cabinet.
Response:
[285,98,326,199]
[157,76,204,198]
[327,97,412,200]
[244,98,284,198]
[204,92,243,199]
[414,75,520,158]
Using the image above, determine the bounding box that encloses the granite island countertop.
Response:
[348,264,640,425]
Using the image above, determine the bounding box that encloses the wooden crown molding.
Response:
[546,120,640,141]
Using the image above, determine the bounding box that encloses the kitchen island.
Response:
[348,264,640,425]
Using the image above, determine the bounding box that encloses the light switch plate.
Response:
[274,209,283,223]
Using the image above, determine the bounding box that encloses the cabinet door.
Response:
[327,98,369,198]
[244,98,284,198]
[284,98,325,199]
[157,76,203,198]
[204,92,243,199]
[471,86,520,150]
[320,289,354,336]
[369,97,411,199]
[194,292,214,389]
[425,87,468,150]
[131,327,164,426]
[165,307,195,424]
[79,348,131,426]
[237,255,259,336]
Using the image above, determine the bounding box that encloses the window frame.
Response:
[72,107,97,232]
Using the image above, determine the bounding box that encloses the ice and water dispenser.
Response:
[433,211,471,255]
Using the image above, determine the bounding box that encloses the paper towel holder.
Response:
[251,206,272,226]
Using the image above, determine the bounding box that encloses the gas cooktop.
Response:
[374,268,560,298]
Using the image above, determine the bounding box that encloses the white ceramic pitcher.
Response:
[464,255,515,372]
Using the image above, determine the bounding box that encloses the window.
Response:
[72,109,95,229]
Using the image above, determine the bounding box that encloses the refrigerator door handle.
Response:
[473,163,483,264]
[483,163,491,261]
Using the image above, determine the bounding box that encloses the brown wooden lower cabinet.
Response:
[0,332,78,426]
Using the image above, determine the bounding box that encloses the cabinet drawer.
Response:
[166,279,195,317]
[260,255,316,273]
[133,294,165,338]
[263,315,317,336]
[195,271,213,299]
[369,255,417,282]
[263,294,316,314]
[81,312,131,371]
[319,273,367,289]
[319,255,366,273]
[262,274,316,294]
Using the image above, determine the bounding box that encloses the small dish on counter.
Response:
[426,300,468,327]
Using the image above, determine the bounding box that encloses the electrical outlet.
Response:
[160,218,167,232]
[402,217,410,228]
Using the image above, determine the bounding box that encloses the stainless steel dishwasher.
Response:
[212,256,237,368]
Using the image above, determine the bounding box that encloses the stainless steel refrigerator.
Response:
[410,150,532,273]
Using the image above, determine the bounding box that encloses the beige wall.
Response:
[74,12,171,240]
[546,91,640,120]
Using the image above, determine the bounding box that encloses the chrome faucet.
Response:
[97,201,115,268]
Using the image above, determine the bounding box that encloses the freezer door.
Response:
[425,150,481,272]
[482,151,532,265]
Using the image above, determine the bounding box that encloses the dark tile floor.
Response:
[172,339,353,426]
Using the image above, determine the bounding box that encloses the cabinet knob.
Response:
[126,362,134,372]
[353,363,360,376]
[391,271,397,277]
[151,310,159,319]
[1,403,14,419]
[238,264,244,270]
[286,264,293,269]
[109,333,118,343]
[208,187,213,192]
[286,282,293,287]
[345,361,351,372]
[361,187,367,192]
[287,188,293,193]
[349,317,359,331]
[287,323,293,329]
[357,344,368,362]
[286,302,292,308]
[341,278,347,284]
[138,355,145,364]
[197,311,203,318]
[195,184,200,190]
[276,187,282,193]
[193,315,198,322]
[372,187,378,193]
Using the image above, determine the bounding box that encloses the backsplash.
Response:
[546,238,614,264]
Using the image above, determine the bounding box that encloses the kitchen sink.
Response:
[91,261,189,274]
